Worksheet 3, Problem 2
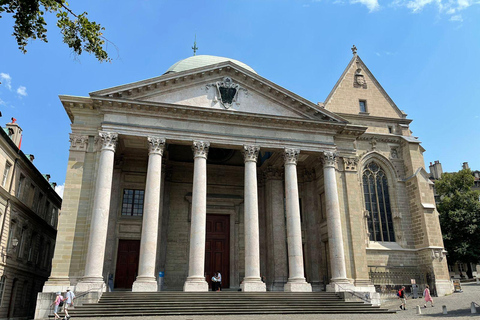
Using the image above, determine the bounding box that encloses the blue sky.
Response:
[0,0,479,196]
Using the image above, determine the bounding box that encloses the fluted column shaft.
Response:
[132,137,165,292]
[184,141,210,292]
[241,145,266,292]
[323,152,348,282]
[284,148,312,292]
[82,132,117,285]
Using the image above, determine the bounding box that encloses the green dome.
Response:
[165,55,256,74]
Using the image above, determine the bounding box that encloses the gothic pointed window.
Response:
[362,162,395,242]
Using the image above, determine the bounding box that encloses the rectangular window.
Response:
[359,100,367,113]
[16,174,25,198]
[50,207,57,226]
[36,193,44,214]
[2,162,11,187]
[121,189,145,216]
[388,126,393,134]
[319,192,326,221]
[0,276,5,306]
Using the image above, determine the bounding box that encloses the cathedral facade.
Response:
[36,51,452,317]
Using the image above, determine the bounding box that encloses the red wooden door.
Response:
[205,214,230,289]
[114,240,140,289]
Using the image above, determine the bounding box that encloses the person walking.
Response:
[398,286,407,310]
[216,271,222,291]
[423,285,434,308]
[50,292,64,320]
[63,287,76,319]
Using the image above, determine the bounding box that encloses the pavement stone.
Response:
[63,282,480,320]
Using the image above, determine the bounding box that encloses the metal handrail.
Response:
[334,283,372,303]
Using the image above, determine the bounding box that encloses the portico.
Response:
[36,52,453,319]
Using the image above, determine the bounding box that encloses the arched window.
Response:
[363,161,395,242]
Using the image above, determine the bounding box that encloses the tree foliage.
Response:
[436,169,480,266]
[0,0,110,62]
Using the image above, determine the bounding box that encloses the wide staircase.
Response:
[57,291,395,318]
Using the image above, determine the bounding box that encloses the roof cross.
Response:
[351,45,357,55]
[192,35,198,56]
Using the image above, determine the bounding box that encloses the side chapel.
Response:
[36,48,452,315]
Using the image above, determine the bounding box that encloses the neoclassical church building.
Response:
[36,48,452,316]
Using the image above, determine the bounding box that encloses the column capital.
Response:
[147,136,166,155]
[321,151,337,168]
[192,141,210,159]
[343,157,359,172]
[284,148,300,165]
[97,132,118,152]
[69,134,89,151]
[243,145,260,163]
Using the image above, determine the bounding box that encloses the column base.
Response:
[132,279,158,292]
[241,278,266,292]
[75,279,107,293]
[284,279,312,292]
[42,276,72,293]
[435,279,454,296]
[183,277,208,292]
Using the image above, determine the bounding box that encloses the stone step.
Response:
[49,291,395,318]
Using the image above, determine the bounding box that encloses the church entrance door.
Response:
[205,214,230,289]
[114,239,140,289]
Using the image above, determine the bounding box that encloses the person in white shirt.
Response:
[216,271,222,291]
[63,288,75,319]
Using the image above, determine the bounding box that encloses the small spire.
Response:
[192,35,198,56]
[351,45,357,55]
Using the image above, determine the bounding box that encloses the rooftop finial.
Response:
[351,45,357,55]
[192,35,198,56]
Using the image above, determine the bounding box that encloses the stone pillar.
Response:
[241,145,266,292]
[77,132,118,292]
[283,148,312,292]
[132,137,166,292]
[322,151,349,286]
[265,167,288,291]
[342,157,371,288]
[184,141,210,292]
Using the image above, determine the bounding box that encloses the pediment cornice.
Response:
[60,95,366,138]
[88,61,347,123]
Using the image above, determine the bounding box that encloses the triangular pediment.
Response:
[90,61,346,123]
[324,55,405,119]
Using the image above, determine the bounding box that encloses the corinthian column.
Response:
[322,151,348,286]
[241,145,266,292]
[283,148,312,292]
[77,132,117,291]
[184,141,210,292]
[132,137,166,292]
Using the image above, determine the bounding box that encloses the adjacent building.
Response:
[429,160,480,280]
[0,120,61,319]
[36,49,452,318]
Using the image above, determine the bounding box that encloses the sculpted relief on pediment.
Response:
[205,77,248,109]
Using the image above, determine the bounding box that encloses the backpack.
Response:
[397,289,402,297]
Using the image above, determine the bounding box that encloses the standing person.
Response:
[216,271,222,291]
[50,292,64,320]
[211,273,218,291]
[423,285,434,308]
[398,286,407,310]
[63,287,75,319]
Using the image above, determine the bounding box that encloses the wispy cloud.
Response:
[0,98,6,106]
[16,86,27,97]
[351,0,380,11]
[392,0,478,22]
[0,73,12,90]
[54,183,65,198]
[450,14,463,21]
